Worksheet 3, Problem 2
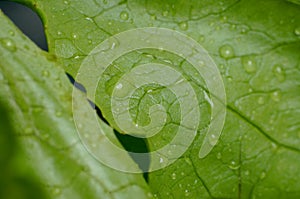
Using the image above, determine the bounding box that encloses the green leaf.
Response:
[5,0,300,198]
[0,11,151,199]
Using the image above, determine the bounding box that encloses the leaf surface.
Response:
[6,0,300,198]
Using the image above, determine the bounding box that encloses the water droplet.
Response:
[135,123,139,127]
[159,157,164,163]
[194,179,198,184]
[115,83,123,89]
[260,172,266,179]
[230,24,237,30]
[150,14,157,21]
[9,30,15,36]
[42,70,50,77]
[110,42,118,49]
[57,31,62,36]
[271,142,278,150]
[78,123,83,129]
[257,96,265,105]
[72,33,78,39]
[179,21,188,31]
[294,27,300,36]
[219,44,234,59]
[185,189,190,196]
[216,152,222,159]
[171,173,176,180]
[198,35,205,42]
[1,38,17,52]
[228,161,240,170]
[120,11,129,20]
[162,10,169,17]
[64,0,69,5]
[272,64,285,82]
[181,172,185,176]
[244,170,250,176]
[242,56,257,73]
[271,90,281,102]
[147,192,153,198]
[208,134,218,146]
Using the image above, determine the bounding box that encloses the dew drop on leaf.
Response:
[242,56,257,73]
[42,70,50,77]
[219,44,234,59]
[228,160,240,170]
[216,152,222,159]
[162,10,169,17]
[1,38,17,52]
[244,170,250,176]
[272,64,285,82]
[179,21,188,31]
[159,157,164,163]
[260,171,266,179]
[271,90,281,102]
[208,134,218,146]
[294,27,300,36]
[184,189,190,196]
[72,33,78,39]
[257,96,265,105]
[9,30,15,36]
[120,11,129,20]
[171,173,176,180]
[115,83,123,89]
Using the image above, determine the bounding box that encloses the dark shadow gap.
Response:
[67,73,150,177]
[0,1,48,51]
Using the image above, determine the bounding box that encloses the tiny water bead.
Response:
[216,152,222,159]
[294,27,300,36]
[72,33,78,39]
[115,83,123,89]
[260,171,266,179]
[244,170,250,176]
[171,173,176,180]
[257,96,265,105]
[228,160,240,170]
[242,56,257,73]
[1,38,17,52]
[42,70,50,77]
[272,64,285,82]
[184,189,190,196]
[120,11,129,20]
[219,44,235,59]
[208,134,218,146]
[179,21,188,31]
[9,30,15,36]
[271,90,281,102]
